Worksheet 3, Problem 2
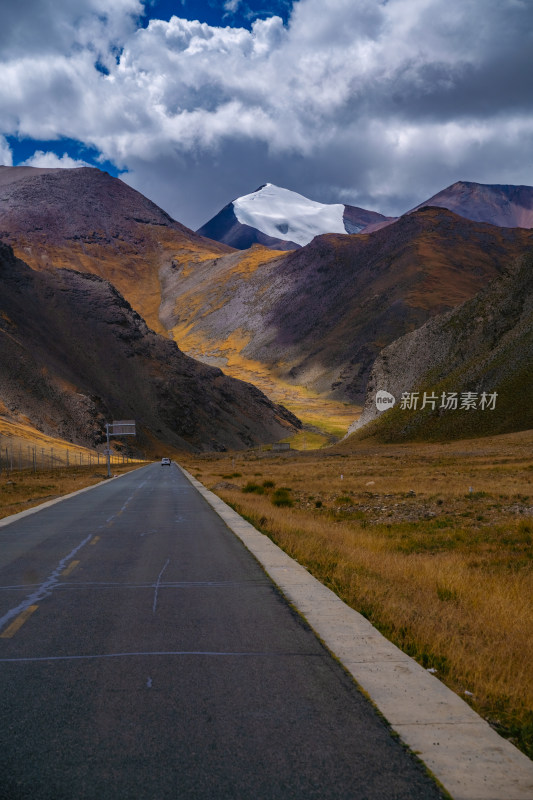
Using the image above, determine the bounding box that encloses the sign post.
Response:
[104,420,136,478]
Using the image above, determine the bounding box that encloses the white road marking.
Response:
[0,650,316,663]
[152,559,170,615]
[105,480,149,525]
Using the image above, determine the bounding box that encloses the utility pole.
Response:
[105,423,112,479]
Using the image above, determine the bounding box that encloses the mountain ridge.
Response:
[196,179,533,253]
[410,181,533,229]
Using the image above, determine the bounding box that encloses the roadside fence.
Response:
[0,435,133,475]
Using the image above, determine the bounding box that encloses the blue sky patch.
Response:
[8,137,121,176]
[142,0,293,29]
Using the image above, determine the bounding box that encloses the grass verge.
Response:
[0,463,150,521]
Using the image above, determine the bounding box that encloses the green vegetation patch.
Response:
[272,488,293,507]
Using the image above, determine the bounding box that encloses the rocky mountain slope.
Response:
[411,181,533,229]
[0,165,232,334]
[197,183,391,249]
[348,251,533,440]
[0,242,299,452]
[164,207,533,402]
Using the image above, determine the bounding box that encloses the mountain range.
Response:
[1,164,532,449]
[167,207,533,402]
[196,181,533,250]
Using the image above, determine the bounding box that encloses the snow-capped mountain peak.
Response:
[196,183,391,250]
[233,184,346,246]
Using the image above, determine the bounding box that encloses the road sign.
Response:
[104,420,136,478]
[108,420,136,436]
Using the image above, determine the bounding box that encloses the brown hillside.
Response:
[0,166,232,335]
[347,251,533,441]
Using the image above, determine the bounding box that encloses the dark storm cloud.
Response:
[1,0,532,225]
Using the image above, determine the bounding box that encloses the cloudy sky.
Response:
[1,0,532,228]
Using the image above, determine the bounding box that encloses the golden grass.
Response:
[11,227,230,337]
[172,320,360,444]
[0,417,148,505]
[278,429,330,450]
[0,462,148,521]
[0,416,106,462]
[182,429,533,757]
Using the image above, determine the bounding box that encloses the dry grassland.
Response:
[182,429,533,758]
[0,417,105,464]
[0,462,149,522]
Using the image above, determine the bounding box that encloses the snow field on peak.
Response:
[233,184,346,246]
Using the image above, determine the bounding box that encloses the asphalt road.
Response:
[0,463,443,799]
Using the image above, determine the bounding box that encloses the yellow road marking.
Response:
[0,605,39,639]
[90,536,100,546]
[62,560,80,577]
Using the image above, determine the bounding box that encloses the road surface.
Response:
[0,463,443,799]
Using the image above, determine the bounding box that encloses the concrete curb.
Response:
[0,464,149,529]
[178,464,533,800]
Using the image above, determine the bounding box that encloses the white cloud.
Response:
[20,151,93,169]
[0,0,532,225]
[224,0,243,14]
[0,136,13,166]
[0,135,13,167]
[0,0,143,58]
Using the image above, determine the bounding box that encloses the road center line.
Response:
[0,605,39,639]
[105,479,148,526]
[61,560,80,577]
